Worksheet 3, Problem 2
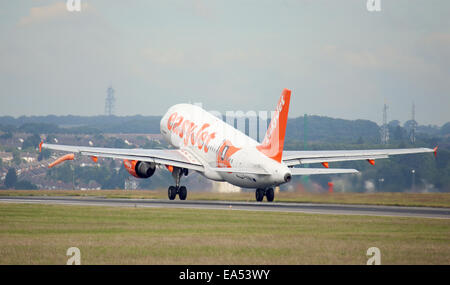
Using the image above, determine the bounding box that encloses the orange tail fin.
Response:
[256,88,291,162]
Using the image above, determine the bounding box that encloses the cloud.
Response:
[18,2,67,26]
[322,45,381,69]
[142,48,186,66]
[321,43,439,75]
[418,33,450,69]
[18,1,91,26]
[192,0,215,20]
[321,33,450,76]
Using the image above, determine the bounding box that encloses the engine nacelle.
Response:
[123,160,156,179]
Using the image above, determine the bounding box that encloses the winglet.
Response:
[39,141,43,153]
[48,153,75,168]
[433,146,438,157]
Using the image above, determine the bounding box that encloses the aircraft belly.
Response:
[197,170,225,182]
[220,172,276,188]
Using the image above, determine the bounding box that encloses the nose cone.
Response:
[284,172,292,183]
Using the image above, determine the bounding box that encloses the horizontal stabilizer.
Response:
[290,168,359,175]
[299,155,389,164]
[283,147,436,167]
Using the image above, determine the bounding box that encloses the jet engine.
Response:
[123,160,156,178]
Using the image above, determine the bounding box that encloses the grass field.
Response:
[0,203,449,264]
[1,190,450,208]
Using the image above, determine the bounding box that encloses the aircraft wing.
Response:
[41,143,205,171]
[42,143,272,175]
[282,147,437,167]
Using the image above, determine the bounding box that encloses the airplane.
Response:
[40,89,438,202]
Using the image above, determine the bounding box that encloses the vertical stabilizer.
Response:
[257,88,291,162]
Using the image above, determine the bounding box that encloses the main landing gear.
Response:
[168,167,189,200]
[255,188,275,202]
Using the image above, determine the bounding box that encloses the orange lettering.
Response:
[198,131,208,150]
[172,116,184,135]
[179,120,189,139]
[184,122,196,146]
[204,132,216,153]
[167,112,178,130]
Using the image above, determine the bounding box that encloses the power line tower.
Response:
[410,102,416,144]
[105,86,115,116]
[380,103,389,144]
[302,114,309,184]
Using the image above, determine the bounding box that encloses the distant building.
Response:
[124,178,138,190]
[211,181,241,193]
[22,156,35,163]
[0,152,13,162]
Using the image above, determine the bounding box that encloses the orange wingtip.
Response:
[90,156,98,163]
[48,153,75,168]
[433,146,438,157]
[39,141,43,153]
[367,159,375,166]
[321,162,329,168]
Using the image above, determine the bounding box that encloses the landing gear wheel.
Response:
[168,186,177,200]
[168,167,189,201]
[266,188,274,202]
[255,188,264,202]
[179,186,187,200]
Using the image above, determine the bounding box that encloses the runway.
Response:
[0,196,449,219]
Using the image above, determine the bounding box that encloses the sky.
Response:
[0,0,449,126]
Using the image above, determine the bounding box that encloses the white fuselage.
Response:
[160,104,291,188]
